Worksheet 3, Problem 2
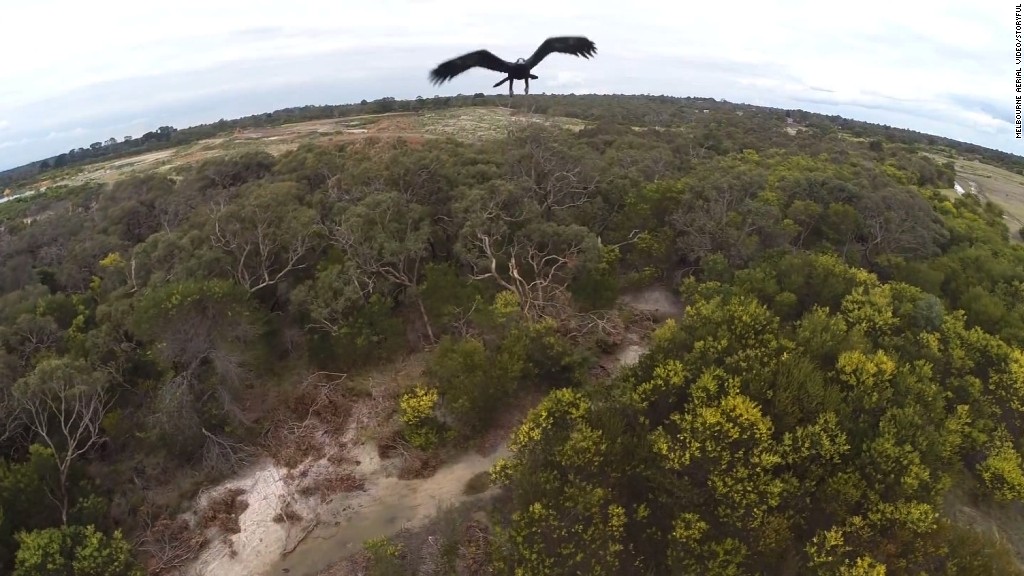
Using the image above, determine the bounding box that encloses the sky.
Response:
[0,0,1013,170]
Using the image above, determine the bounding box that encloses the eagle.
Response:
[429,36,597,96]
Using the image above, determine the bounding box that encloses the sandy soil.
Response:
[952,159,1024,241]
[268,443,510,576]
[925,153,1024,242]
[176,285,677,576]
[175,392,508,576]
[179,424,508,576]
[6,107,587,205]
[618,283,684,321]
[183,461,312,576]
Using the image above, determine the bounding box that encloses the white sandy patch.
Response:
[615,343,647,368]
[180,285,677,576]
[618,284,684,320]
[179,429,506,576]
[182,458,321,576]
[267,441,509,576]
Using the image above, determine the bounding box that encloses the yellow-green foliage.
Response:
[494,251,1024,575]
[7,95,1024,576]
[362,536,405,575]
[492,290,521,318]
[97,252,124,269]
[977,431,1024,501]
[13,525,142,576]
[840,556,888,576]
[398,384,442,450]
[363,535,402,557]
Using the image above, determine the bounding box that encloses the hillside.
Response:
[2,94,1024,576]
[5,93,1023,198]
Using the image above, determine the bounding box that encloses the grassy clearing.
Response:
[950,158,1024,240]
[417,106,587,140]
[6,108,586,200]
[937,187,960,201]
[924,151,1024,242]
[837,132,869,142]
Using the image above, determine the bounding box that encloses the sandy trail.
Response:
[181,439,508,576]
[181,285,681,576]
[184,462,304,576]
[268,444,509,576]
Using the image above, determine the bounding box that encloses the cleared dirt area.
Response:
[951,158,1024,241]
[7,107,587,202]
[175,285,677,576]
[922,151,1024,242]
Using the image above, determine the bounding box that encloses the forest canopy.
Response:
[0,94,1023,575]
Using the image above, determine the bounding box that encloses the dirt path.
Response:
[181,285,682,576]
[179,406,511,576]
[267,444,509,576]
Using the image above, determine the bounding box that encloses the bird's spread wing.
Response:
[429,50,512,85]
[524,36,597,69]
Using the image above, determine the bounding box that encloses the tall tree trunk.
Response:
[417,295,436,345]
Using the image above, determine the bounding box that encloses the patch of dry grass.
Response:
[198,487,250,535]
[294,469,366,502]
[950,158,1024,240]
[396,449,444,480]
[262,371,354,470]
[347,351,430,442]
[135,515,207,575]
[13,107,586,200]
[418,106,586,140]
[271,501,305,524]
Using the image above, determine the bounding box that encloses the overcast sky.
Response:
[0,0,1011,170]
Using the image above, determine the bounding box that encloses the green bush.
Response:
[13,525,142,576]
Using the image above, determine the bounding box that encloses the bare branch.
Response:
[14,359,114,525]
[209,195,317,293]
[511,129,602,219]
[134,511,205,575]
[320,193,436,342]
[466,229,585,321]
[201,427,252,476]
[604,229,643,249]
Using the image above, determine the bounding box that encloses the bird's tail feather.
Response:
[493,77,509,87]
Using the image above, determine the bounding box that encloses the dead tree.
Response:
[13,358,114,525]
[134,511,206,575]
[510,125,601,220]
[320,192,437,343]
[466,228,592,320]
[200,427,252,476]
[209,188,318,293]
[11,314,60,366]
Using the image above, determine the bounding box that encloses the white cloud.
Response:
[547,72,587,89]
[0,0,1017,169]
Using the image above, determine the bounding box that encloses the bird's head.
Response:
[515,58,526,64]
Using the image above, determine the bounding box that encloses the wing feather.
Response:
[524,36,597,69]
[429,50,512,85]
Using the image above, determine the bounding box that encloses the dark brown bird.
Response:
[429,36,597,96]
